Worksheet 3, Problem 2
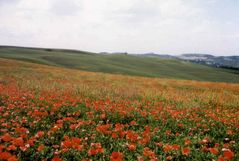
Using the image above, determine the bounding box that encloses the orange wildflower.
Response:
[36,131,45,138]
[61,140,72,149]
[1,133,12,142]
[7,155,18,161]
[112,132,118,139]
[127,143,136,151]
[96,124,111,134]
[218,156,225,161]
[209,148,218,155]
[130,120,138,126]
[12,137,24,147]
[172,144,180,151]
[137,156,144,161]
[165,130,171,136]
[163,144,172,153]
[223,150,234,160]
[0,152,12,160]
[72,137,81,145]
[37,144,45,152]
[52,157,62,161]
[100,113,106,120]
[143,147,156,159]
[0,145,5,152]
[110,152,123,161]
[126,131,139,142]
[182,147,190,156]
[7,145,17,151]
[88,149,97,156]
[166,156,173,160]
[184,138,191,145]
[88,143,104,156]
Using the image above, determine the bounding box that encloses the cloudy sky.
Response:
[0,0,239,55]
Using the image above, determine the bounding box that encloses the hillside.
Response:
[0,58,238,160]
[140,53,239,69]
[177,54,239,68]
[0,46,239,83]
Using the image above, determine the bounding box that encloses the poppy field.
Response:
[0,58,238,161]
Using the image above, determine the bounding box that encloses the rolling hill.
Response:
[140,53,239,69]
[0,45,239,83]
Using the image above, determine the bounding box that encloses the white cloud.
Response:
[50,0,81,16]
[0,0,238,55]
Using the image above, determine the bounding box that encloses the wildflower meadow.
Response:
[0,58,238,161]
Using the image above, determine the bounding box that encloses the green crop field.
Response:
[0,46,239,83]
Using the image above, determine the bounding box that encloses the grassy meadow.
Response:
[1,46,239,83]
[0,58,238,160]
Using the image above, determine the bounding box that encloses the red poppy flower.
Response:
[209,148,218,155]
[110,152,123,161]
[112,132,118,139]
[37,144,45,152]
[223,150,234,160]
[184,138,191,145]
[1,133,12,142]
[143,147,156,159]
[52,157,62,161]
[100,113,106,120]
[36,131,44,138]
[218,156,225,161]
[88,149,97,156]
[128,143,136,151]
[0,152,12,160]
[88,143,104,156]
[12,138,24,147]
[7,155,18,161]
[7,145,17,151]
[163,144,172,153]
[172,144,180,151]
[182,147,190,156]
[130,120,138,126]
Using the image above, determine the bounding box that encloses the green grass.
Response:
[1,46,239,83]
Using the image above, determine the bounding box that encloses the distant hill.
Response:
[138,53,239,69]
[177,53,215,60]
[1,45,239,83]
[136,53,175,59]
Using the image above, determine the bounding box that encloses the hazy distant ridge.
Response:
[138,53,239,69]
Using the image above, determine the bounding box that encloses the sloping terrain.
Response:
[0,46,239,83]
[0,58,238,160]
[140,53,239,69]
